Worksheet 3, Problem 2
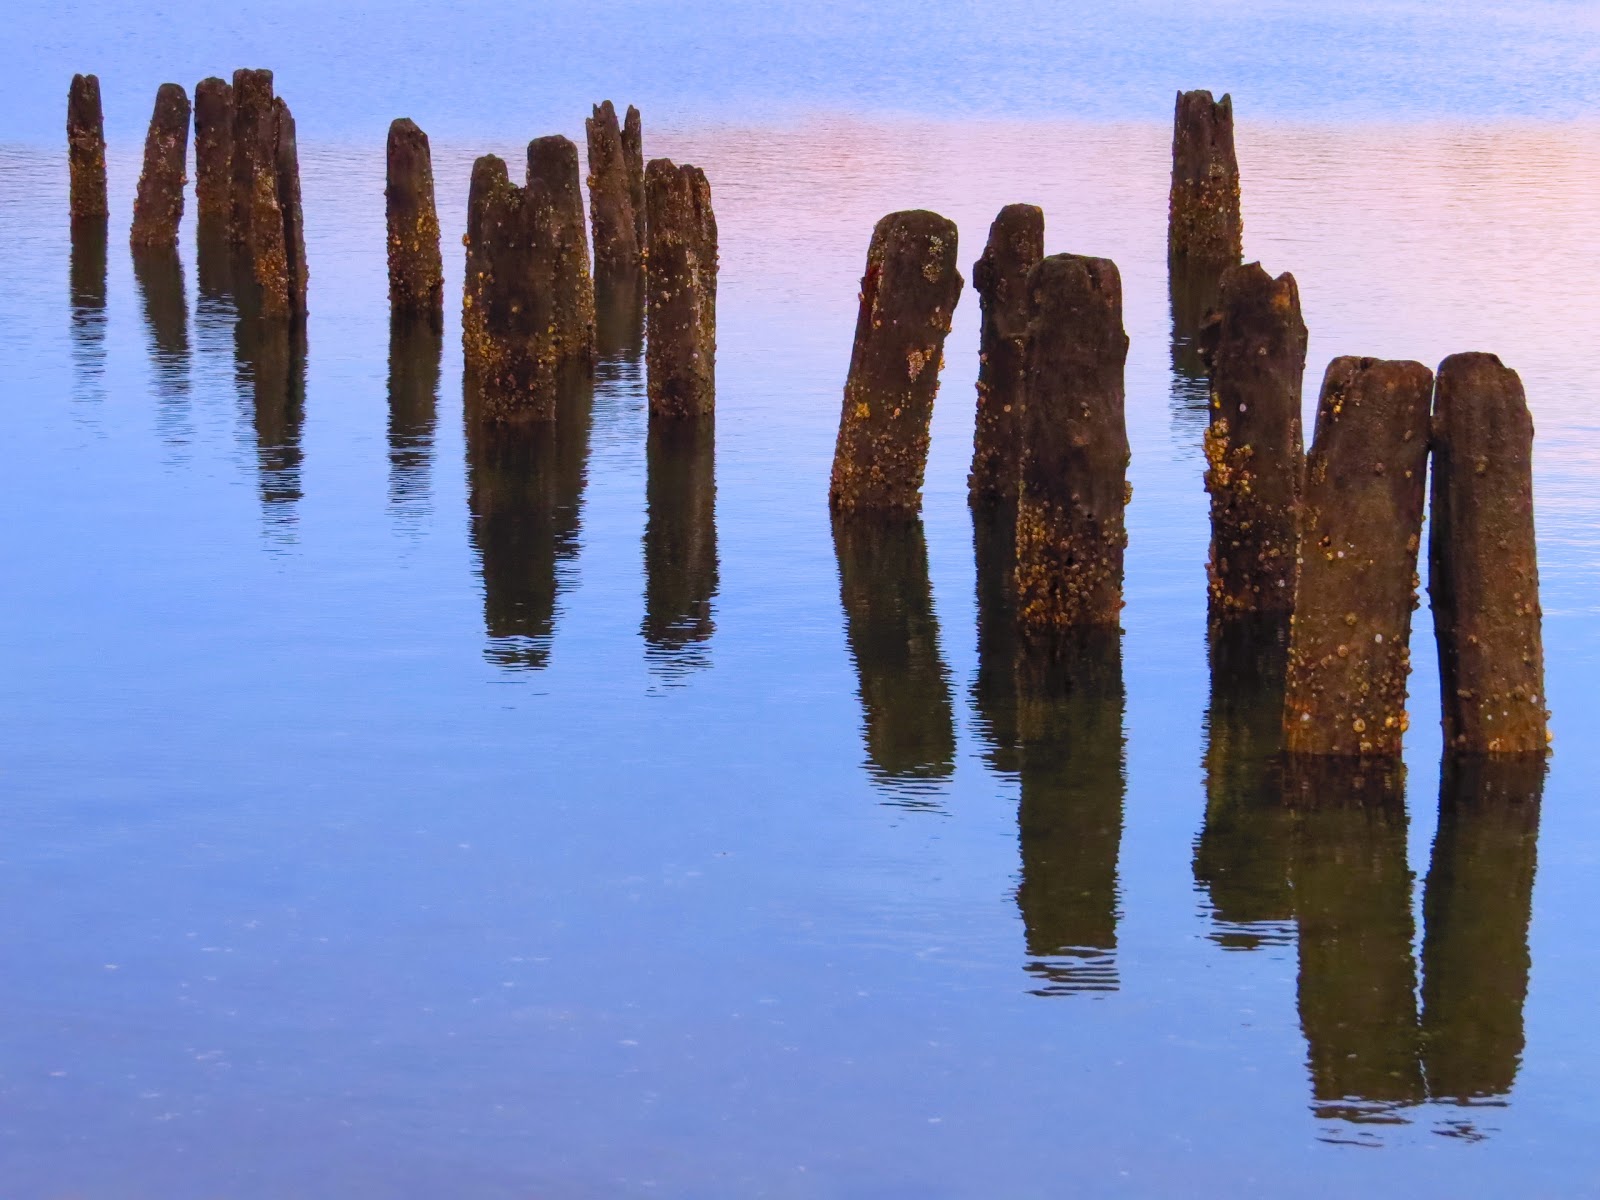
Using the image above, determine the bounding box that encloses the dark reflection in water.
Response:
[1285,759,1425,1137]
[832,516,955,805]
[195,227,239,349]
[387,314,442,532]
[1014,629,1126,996]
[1421,755,1544,1125]
[595,266,645,370]
[642,418,718,680]
[1194,616,1295,950]
[233,303,307,542]
[69,217,108,402]
[466,371,595,670]
[970,503,1021,777]
[132,249,192,450]
[1168,259,1224,443]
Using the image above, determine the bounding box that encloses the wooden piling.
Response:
[130,84,191,251]
[1169,89,1242,266]
[622,105,645,249]
[385,117,444,320]
[1429,353,1548,755]
[586,100,639,274]
[645,158,717,419]
[1283,357,1433,757]
[1013,253,1130,630]
[828,209,962,515]
[193,78,233,230]
[1201,262,1307,617]
[68,74,108,221]
[969,203,1044,505]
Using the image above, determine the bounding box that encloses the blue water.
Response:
[2,3,1600,1195]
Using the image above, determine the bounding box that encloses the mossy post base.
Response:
[1283,357,1433,757]
[828,209,962,515]
[1429,352,1548,754]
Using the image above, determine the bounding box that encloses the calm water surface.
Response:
[2,3,1600,1196]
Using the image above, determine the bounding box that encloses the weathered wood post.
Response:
[274,98,308,316]
[828,210,962,515]
[1429,353,1548,755]
[969,203,1044,505]
[1201,262,1307,618]
[230,70,298,315]
[193,78,233,232]
[622,104,645,249]
[385,117,443,320]
[130,84,191,251]
[528,134,597,370]
[1283,357,1433,757]
[1013,254,1130,630]
[586,100,640,274]
[68,73,108,221]
[1169,89,1242,266]
[645,158,717,419]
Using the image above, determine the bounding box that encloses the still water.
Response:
[3,3,1600,1196]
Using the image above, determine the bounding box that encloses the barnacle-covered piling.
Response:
[130,83,191,251]
[1169,89,1242,266]
[645,158,717,419]
[1201,262,1307,617]
[385,117,443,320]
[229,70,305,318]
[193,77,233,230]
[828,209,962,515]
[586,100,640,274]
[969,203,1044,505]
[274,98,307,316]
[1013,253,1130,630]
[1429,353,1548,755]
[68,73,108,221]
[622,105,645,249]
[1283,357,1433,757]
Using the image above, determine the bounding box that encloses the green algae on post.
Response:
[1201,262,1307,618]
[645,158,717,419]
[67,73,108,221]
[385,118,444,320]
[130,84,191,252]
[1283,356,1433,758]
[1012,253,1130,630]
[1429,352,1548,755]
[828,209,962,515]
[1169,89,1242,267]
[969,203,1044,506]
[193,78,234,231]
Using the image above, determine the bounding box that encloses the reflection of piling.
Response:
[463,141,596,422]
[1194,616,1295,949]
[1286,759,1424,1125]
[466,376,595,670]
[68,74,108,221]
[1284,357,1433,757]
[130,84,191,251]
[645,159,717,419]
[643,419,719,678]
[195,225,238,346]
[385,118,444,321]
[1169,89,1242,267]
[971,502,1021,776]
[969,204,1043,504]
[387,313,442,528]
[622,105,646,250]
[1015,630,1126,995]
[828,210,962,515]
[235,305,308,530]
[69,218,109,395]
[194,78,233,230]
[1429,354,1548,755]
[586,100,640,273]
[1201,263,1307,617]
[596,266,645,363]
[133,249,192,438]
[1421,754,1543,1104]
[1014,254,1130,630]
[832,516,956,799]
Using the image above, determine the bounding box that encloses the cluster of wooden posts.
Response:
[827,89,1547,763]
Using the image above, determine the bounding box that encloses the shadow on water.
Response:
[1168,258,1224,448]
[1420,755,1544,1137]
[970,502,1021,778]
[1194,616,1296,950]
[466,369,595,671]
[387,313,442,534]
[831,515,955,807]
[69,217,108,403]
[1013,628,1126,996]
[643,417,718,682]
[132,248,192,451]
